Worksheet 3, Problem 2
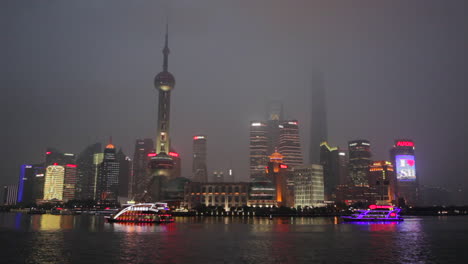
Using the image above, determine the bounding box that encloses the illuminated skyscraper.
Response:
[146,23,176,200]
[131,138,153,198]
[348,140,372,186]
[278,120,303,167]
[97,141,120,200]
[43,165,65,201]
[249,121,268,179]
[17,165,34,204]
[193,135,208,182]
[3,184,18,205]
[63,164,77,202]
[369,161,397,203]
[266,152,293,207]
[390,139,418,206]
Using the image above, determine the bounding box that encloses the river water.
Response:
[0,213,467,263]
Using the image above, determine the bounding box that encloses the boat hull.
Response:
[341,217,404,222]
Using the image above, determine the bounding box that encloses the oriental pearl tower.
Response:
[146,24,176,201]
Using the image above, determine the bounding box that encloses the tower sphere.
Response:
[154,71,175,91]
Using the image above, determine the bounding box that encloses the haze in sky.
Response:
[1,0,467,192]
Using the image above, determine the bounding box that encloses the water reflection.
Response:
[0,213,467,263]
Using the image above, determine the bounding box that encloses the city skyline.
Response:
[2,0,468,193]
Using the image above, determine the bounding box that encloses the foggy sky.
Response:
[1,0,467,191]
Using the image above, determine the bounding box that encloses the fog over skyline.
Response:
[1,1,467,191]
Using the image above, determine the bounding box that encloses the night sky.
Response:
[2,1,467,192]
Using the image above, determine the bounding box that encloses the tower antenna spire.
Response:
[162,21,169,72]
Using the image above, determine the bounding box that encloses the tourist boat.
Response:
[106,202,174,224]
[341,204,404,222]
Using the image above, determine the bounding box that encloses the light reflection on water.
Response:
[1,213,467,263]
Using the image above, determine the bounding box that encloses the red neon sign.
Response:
[147,153,157,157]
[280,164,288,169]
[369,204,393,209]
[66,164,77,168]
[46,151,51,155]
[396,141,414,147]
[53,163,58,166]
[169,152,179,158]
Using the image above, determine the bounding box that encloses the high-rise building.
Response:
[249,121,268,179]
[192,135,208,182]
[17,165,35,204]
[319,142,340,200]
[309,76,327,164]
[43,165,65,201]
[92,153,104,200]
[117,149,131,198]
[146,24,177,200]
[278,120,303,167]
[337,149,349,186]
[265,152,293,207]
[369,161,397,203]
[63,164,77,202]
[131,138,153,199]
[3,185,18,205]
[293,164,325,207]
[76,143,102,200]
[97,141,120,200]
[266,101,283,155]
[169,150,182,180]
[348,140,372,186]
[390,139,418,206]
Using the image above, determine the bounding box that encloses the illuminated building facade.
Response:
[390,139,418,206]
[249,121,268,179]
[43,165,65,201]
[97,142,120,200]
[293,165,325,207]
[369,161,397,204]
[278,120,303,167]
[265,152,294,207]
[192,135,208,182]
[248,177,276,207]
[63,164,77,202]
[131,138,153,198]
[319,142,340,200]
[76,143,101,200]
[184,182,249,210]
[348,140,372,186]
[92,153,104,200]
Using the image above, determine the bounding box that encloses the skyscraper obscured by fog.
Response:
[192,135,208,182]
[76,143,101,200]
[131,138,153,199]
[117,149,131,198]
[390,139,419,206]
[309,75,327,164]
[266,101,283,155]
[278,120,303,167]
[348,140,372,186]
[320,142,340,200]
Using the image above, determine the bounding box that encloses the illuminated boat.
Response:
[341,204,404,222]
[107,202,174,224]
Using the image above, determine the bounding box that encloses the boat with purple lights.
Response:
[341,204,404,222]
[106,202,174,224]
